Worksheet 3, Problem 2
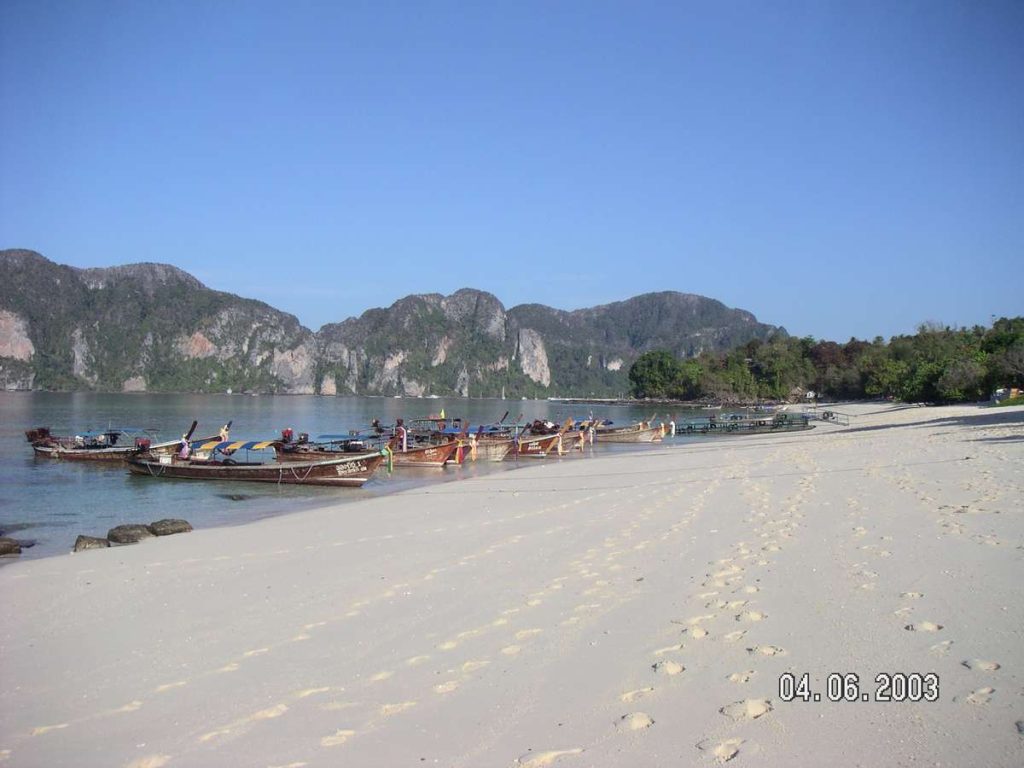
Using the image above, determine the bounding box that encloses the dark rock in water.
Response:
[107,524,156,544]
[74,535,111,552]
[148,519,193,536]
[15,539,36,549]
[217,493,251,502]
[0,537,21,556]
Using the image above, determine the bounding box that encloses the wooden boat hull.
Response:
[394,440,462,467]
[127,452,385,487]
[280,441,461,468]
[32,436,212,462]
[593,425,662,443]
[467,437,513,462]
[510,433,561,458]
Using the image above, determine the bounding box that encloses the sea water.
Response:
[0,391,701,561]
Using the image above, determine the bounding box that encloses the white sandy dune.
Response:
[0,403,1022,767]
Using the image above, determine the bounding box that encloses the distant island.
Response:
[0,249,783,397]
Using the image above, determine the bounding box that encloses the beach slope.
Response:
[1,403,1022,767]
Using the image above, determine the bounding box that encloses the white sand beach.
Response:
[1,403,1022,767]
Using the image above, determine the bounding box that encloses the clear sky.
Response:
[1,0,1021,341]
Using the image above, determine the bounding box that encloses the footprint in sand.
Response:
[321,729,356,747]
[929,640,954,655]
[155,681,187,693]
[516,628,543,641]
[616,712,654,731]
[379,702,417,718]
[720,698,773,720]
[686,627,710,639]
[462,660,490,673]
[728,671,755,683]
[904,622,943,632]
[30,723,68,736]
[502,645,522,656]
[900,592,924,599]
[736,610,766,623]
[125,756,171,768]
[621,687,654,703]
[200,724,238,743]
[697,737,744,763]
[295,687,331,699]
[747,645,786,657]
[723,630,747,643]
[962,687,995,705]
[962,659,1000,671]
[516,748,584,767]
[251,704,289,721]
[652,660,685,676]
[653,644,685,656]
[434,680,460,694]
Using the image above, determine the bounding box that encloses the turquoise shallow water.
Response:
[0,392,701,561]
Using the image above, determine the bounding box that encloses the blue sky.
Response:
[1,0,1021,340]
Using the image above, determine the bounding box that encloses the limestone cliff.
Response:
[0,250,784,395]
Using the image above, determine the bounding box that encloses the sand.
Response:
[0,403,1021,767]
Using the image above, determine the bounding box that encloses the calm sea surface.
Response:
[0,392,703,561]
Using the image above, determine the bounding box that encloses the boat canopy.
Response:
[435,425,510,436]
[76,427,145,437]
[192,440,279,452]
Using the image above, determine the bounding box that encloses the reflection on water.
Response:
[0,392,701,561]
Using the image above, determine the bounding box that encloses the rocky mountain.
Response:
[0,249,315,393]
[0,249,785,395]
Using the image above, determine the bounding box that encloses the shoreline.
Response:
[1,403,1021,766]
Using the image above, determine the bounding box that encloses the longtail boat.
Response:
[279,431,463,468]
[678,412,813,436]
[510,418,576,458]
[592,416,663,444]
[466,433,514,462]
[511,431,562,458]
[404,415,512,464]
[25,423,222,461]
[392,439,463,467]
[128,438,386,487]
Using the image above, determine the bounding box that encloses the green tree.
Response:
[628,351,683,398]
